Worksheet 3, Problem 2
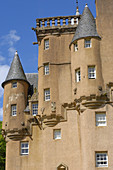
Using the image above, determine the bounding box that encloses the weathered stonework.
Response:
[2,1,113,170]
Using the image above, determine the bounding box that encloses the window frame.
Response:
[44,39,49,50]
[32,103,38,116]
[12,82,17,88]
[44,63,49,75]
[88,66,96,79]
[20,142,29,155]
[95,152,108,167]
[44,88,50,101]
[75,68,81,82]
[53,129,61,140]
[85,39,91,48]
[74,42,78,51]
[95,112,107,127]
[11,104,17,116]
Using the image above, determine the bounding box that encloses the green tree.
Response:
[0,121,6,170]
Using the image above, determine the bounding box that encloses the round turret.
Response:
[70,4,104,104]
[2,51,29,140]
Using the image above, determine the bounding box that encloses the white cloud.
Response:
[0,55,5,61]
[0,65,10,98]
[0,30,20,121]
[0,64,9,121]
[0,107,3,120]
[0,30,21,58]
[9,30,20,42]
[1,30,20,46]
[8,47,16,60]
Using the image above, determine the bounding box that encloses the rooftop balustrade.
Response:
[36,15,80,29]
[32,15,80,44]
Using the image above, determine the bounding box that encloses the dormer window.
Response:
[74,42,78,51]
[12,82,17,88]
[44,39,49,50]
[85,39,91,48]
[32,103,38,116]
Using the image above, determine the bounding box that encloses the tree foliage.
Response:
[0,121,6,170]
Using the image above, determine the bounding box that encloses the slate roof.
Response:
[2,51,29,87]
[26,73,38,89]
[71,4,101,44]
[25,73,38,96]
[24,105,30,113]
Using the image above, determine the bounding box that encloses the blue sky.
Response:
[0,0,96,120]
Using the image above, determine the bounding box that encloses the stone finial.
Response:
[28,95,31,100]
[76,6,80,16]
[15,50,18,55]
[85,3,88,7]
[71,3,101,44]
[34,87,37,93]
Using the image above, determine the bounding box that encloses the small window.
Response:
[74,42,78,51]
[12,82,17,88]
[44,88,50,101]
[57,163,68,170]
[21,142,29,155]
[53,129,61,140]
[88,66,96,79]
[11,105,17,116]
[44,39,49,50]
[75,68,81,82]
[44,63,49,75]
[32,103,38,116]
[85,39,91,48]
[95,152,108,167]
[96,112,106,126]
[58,166,66,170]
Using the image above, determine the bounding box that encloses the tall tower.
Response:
[35,14,80,126]
[2,1,113,170]
[70,4,103,101]
[2,51,29,133]
[2,51,29,169]
[96,0,113,84]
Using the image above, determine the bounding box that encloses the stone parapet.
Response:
[32,15,81,43]
[36,15,80,28]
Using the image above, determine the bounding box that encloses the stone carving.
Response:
[51,102,56,112]
[74,88,77,95]
[98,86,102,91]
[41,107,45,115]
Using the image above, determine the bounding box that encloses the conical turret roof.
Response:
[2,51,29,87]
[71,4,101,44]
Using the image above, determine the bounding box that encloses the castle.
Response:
[2,0,113,169]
